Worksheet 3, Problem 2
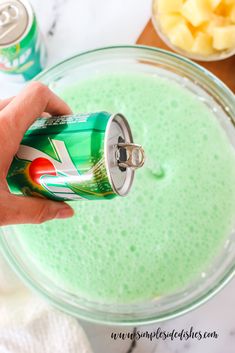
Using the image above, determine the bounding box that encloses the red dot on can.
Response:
[29,158,57,185]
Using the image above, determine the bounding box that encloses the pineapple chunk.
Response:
[154,0,235,56]
[192,32,214,55]
[181,0,211,26]
[159,14,186,33]
[228,4,235,23]
[215,2,230,15]
[203,14,228,35]
[208,0,222,10]
[168,22,194,51]
[223,0,235,5]
[212,25,235,49]
[156,0,183,14]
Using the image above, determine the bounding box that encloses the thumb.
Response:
[0,193,74,226]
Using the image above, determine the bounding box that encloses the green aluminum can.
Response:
[7,112,145,201]
[0,0,47,81]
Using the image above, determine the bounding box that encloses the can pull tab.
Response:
[0,5,19,27]
[116,143,145,170]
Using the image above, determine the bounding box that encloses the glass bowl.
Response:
[1,46,235,325]
[152,0,235,62]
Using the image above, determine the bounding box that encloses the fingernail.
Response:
[55,207,74,219]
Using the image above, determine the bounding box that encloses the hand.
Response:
[0,82,74,226]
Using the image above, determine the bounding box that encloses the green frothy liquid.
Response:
[16,72,235,303]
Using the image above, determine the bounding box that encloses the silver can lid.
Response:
[105,113,145,197]
[0,0,32,46]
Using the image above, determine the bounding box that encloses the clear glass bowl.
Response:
[1,46,235,325]
[152,0,235,62]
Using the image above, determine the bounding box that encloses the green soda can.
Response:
[0,0,47,81]
[7,112,145,201]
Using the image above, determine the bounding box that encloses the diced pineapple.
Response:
[168,22,194,51]
[212,25,235,49]
[154,0,235,56]
[208,0,222,10]
[159,14,186,33]
[181,0,211,26]
[228,4,235,23]
[192,32,214,55]
[203,14,228,35]
[156,0,183,14]
[215,2,230,15]
[222,0,235,5]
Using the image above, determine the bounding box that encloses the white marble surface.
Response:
[81,276,235,353]
[1,1,235,352]
[0,0,151,97]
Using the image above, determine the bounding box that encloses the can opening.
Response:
[105,113,145,197]
[116,136,126,172]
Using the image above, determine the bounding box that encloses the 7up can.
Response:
[7,112,145,201]
[0,0,47,81]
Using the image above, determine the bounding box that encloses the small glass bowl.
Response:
[152,0,235,62]
[1,46,235,325]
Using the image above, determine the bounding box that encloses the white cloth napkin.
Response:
[0,254,93,353]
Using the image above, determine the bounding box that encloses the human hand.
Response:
[0,82,74,226]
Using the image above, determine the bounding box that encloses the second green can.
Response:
[7,112,145,201]
[0,0,47,81]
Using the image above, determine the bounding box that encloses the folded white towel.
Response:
[0,254,93,353]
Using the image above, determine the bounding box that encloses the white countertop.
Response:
[0,0,151,97]
[1,1,235,352]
